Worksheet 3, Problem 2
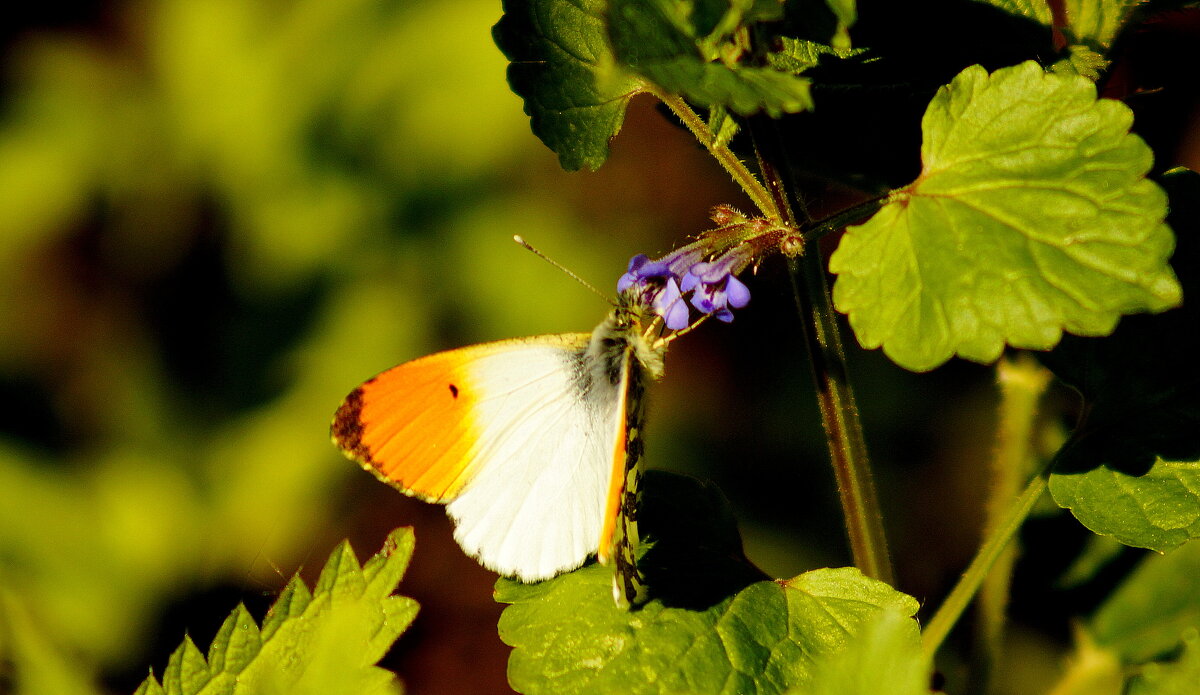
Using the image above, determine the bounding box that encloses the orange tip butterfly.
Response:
[331,292,665,607]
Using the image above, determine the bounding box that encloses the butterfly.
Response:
[331,291,666,607]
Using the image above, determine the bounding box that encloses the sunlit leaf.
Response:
[1046,168,1200,552]
[830,61,1181,372]
[968,0,1053,25]
[498,563,918,695]
[783,609,928,695]
[133,528,418,695]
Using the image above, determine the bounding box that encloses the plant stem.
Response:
[970,354,1052,692]
[749,120,893,586]
[786,255,893,585]
[921,466,1050,659]
[652,90,781,220]
[803,195,891,243]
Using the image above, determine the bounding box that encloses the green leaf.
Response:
[1051,44,1112,81]
[766,37,870,75]
[1046,168,1200,552]
[829,61,1181,372]
[1127,630,1200,695]
[607,0,814,117]
[783,609,928,695]
[1063,0,1142,50]
[493,0,647,171]
[1049,460,1200,553]
[134,528,419,695]
[1090,539,1200,664]
[497,563,918,694]
[968,0,1054,25]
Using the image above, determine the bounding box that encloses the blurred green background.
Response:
[1,1,1198,694]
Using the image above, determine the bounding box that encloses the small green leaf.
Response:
[1051,44,1112,81]
[1090,539,1200,664]
[134,528,418,695]
[1063,0,1142,50]
[608,0,813,117]
[498,563,918,694]
[1049,460,1200,553]
[784,609,928,695]
[493,0,647,171]
[766,37,870,75]
[206,604,262,677]
[969,0,1053,25]
[829,61,1181,372]
[1045,168,1200,552]
[1127,630,1200,695]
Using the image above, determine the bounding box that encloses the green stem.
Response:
[786,255,893,585]
[803,195,891,243]
[652,90,781,220]
[921,466,1050,659]
[749,120,893,585]
[970,355,1052,692]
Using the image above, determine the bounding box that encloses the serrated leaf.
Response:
[134,528,418,695]
[784,609,928,695]
[766,37,870,75]
[608,0,813,117]
[493,0,647,171]
[1045,168,1200,552]
[497,563,918,695]
[829,61,1181,372]
[163,637,208,695]
[133,678,166,695]
[969,0,1053,25]
[1049,460,1200,552]
[1063,0,1142,50]
[261,575,312,641]
[315,539,370,599]
[1051,44,1112,81]
[206,604,262,677]
[1127,630,1200,695]
[1090,539,1200,663]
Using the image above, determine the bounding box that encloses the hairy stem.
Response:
[970,355,1052,692]
[786,255,893,585]
[922,466,1050,659]
[652,90,781,220]
[750,121,893,585]
[803,195,891,243]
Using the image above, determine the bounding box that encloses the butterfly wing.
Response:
[332,333,622,581]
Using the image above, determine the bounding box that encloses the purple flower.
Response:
[680,255,751,323]
[618,253,695,330]
[618,245,750,329]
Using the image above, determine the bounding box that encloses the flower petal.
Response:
[725,275,751,308]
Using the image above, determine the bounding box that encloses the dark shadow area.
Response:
[638,470,770,610]
[1043,169,1200,475]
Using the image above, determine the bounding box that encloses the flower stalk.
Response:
[752,121,894,586]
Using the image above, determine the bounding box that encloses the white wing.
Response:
[446,343,621,581]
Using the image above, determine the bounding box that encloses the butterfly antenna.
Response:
[513,235,611,302]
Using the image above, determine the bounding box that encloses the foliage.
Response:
[133,528,417,695]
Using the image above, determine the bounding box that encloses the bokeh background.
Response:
[1,2,1198,694]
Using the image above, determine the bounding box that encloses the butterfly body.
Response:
[332,296,663,596]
